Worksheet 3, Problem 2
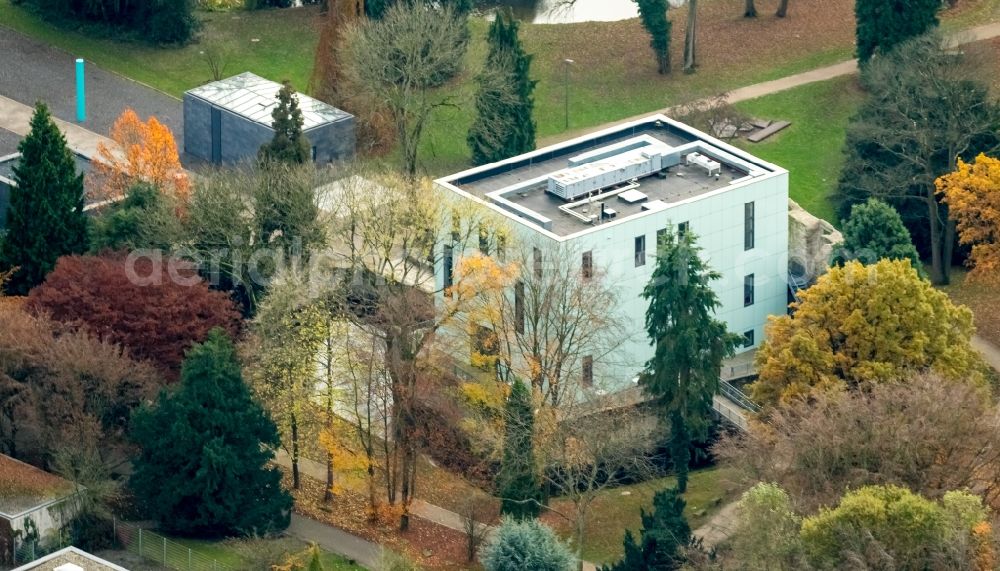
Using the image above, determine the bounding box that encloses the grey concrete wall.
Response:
[306,117,356,163]
[185,94,356,165]
[0,179,10,231]
[220,109,272,164]
[183,95,212,162]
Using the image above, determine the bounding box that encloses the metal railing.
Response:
[712,396,749,432]
[719,379,761,414]
[114,519,234,571]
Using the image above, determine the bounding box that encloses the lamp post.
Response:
[563,58,574,131]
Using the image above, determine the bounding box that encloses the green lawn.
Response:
[734,76,866,224]
[548,466,738,564]
[131,534,365,571]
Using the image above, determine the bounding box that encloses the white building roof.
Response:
[186,72,351,131]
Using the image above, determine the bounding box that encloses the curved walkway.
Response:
[543,21,1000,147]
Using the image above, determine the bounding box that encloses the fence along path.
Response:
[114,519,234,571]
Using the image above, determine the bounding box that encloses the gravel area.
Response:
[0,127,20,156]
[0,27,183,146]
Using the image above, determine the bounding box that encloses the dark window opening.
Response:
[443,244,454,294]
[514,281,525,334]
[479,226,489,255]
[744,273,755,307]
[678,221,689,237]
[743,329,755,348]
[534,247,543,279]
[582,251,593,279]
[745,202,755,251]
[634,235,646,267]
[582,355,594,387]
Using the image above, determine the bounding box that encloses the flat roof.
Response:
[0,152,93,182]
[185,72,351,131]
[437,115,780,238]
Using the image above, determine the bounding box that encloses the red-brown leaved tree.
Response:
[27,255,241,379]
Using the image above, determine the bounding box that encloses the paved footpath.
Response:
[543,21,1000,147]
[287,513,383,570]
[973,335,1000,374]
[0,94,115,158]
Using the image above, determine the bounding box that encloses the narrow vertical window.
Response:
[443,244,454,292]
[582,251,593,279]
[497,235,506,262]
[744,201,755,251]
[743,329,755,348]
[533,247,543,279]
[744,273,755,307]
[678,221,689,237]
[656,228,667,250]
[582,355,594,387]
[514,281,525,334]
[634,235,646,267]
[479,226,489,255]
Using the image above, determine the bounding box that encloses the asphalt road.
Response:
[0,26,184,146]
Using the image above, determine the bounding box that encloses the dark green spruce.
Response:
[855,0,939,63]
[498,378,541,520]
[130,329,292,537]
[259,81,311,165]
[641,227,740,492]
[1,102,88,295]
[467,9,537,165]
[601,487,692,570]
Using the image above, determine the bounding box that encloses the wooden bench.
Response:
[747,120,791,143]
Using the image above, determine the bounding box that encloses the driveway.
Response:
[0,26,183,145]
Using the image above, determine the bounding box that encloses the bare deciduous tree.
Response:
[327,173,511,530]
[716,373,1000,514]
[339,3,469,177]
[537,405,661,571]
[463,241,627,408]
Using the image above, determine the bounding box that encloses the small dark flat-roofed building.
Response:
[183,72,355,165]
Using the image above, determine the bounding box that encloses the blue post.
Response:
[75,58,86,122]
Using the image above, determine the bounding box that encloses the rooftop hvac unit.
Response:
[547,147,667,201]
[686,152,722,177]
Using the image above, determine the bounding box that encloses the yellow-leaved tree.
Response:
[751,259,984,406]
[937,153,1000,283]
[95,108,189,202]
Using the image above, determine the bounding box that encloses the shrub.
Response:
[480,518,576,571]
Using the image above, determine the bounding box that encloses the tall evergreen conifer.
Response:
[498,379,541,519]
[259,81,311,165]
[601,487,691,570]
[467,10,536,165]
[635,0,672,74]
[130,329,292,536]
[641,228,740,492]
[1,102,88,295]
[855,0,939,63]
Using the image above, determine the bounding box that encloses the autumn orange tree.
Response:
[95,109,189,202]
[938,153,1000,283]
